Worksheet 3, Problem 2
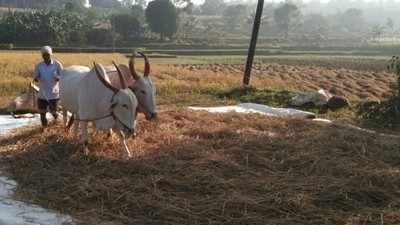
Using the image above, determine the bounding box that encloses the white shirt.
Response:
[33,59,63,100]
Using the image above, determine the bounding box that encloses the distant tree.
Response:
[146,0,178,40]
[63,0,86,11]
[200,0,226,15]
[86,28,113,46]
[177,12,198,39]
[340,8,365,32]
[386,17,394,32]
[173,0,192,9]
[300,13,329,36]
[121,0,134,6]
[371,24,385,41]
[134,0,146,8]
[0,10,89,46]
[131,4,145,23]
[111,14,144,41]
[90,0,121,8]
[273,2,301,39]
[223,4,248,33]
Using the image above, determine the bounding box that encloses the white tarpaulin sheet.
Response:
[0,176,73,225]
[189,103,316,119]
[0,114,40,135]
[0,114,73,225]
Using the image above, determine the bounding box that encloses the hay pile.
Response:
[1,109,400,225]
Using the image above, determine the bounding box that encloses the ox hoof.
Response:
[124,152,132,159]
[84,147,90,156]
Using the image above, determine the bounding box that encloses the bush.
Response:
[0,43,13,49]
[85,28,113,47]
[357,96,400,128]
[356,56,400,128]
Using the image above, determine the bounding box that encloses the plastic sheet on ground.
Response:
[0,113,73,225]
[0,114,40,135]
[0,176,73,225]
[189,103,316,119]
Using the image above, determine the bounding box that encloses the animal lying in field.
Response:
[60,62,138,158]
[7,83,38,118]
[63,52,157,132]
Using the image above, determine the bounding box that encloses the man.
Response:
[33,46,63,127]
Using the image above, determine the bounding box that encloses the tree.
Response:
[273,2,301,39]
[131,4,145,23]
[121,0,133,6]
[177,12,198,39]
[200,0,226,15]
[86,28,113,46]
[386,17,394,32]
[90,0,121,8]
[64,0,86,11]
[145,0,178,40]
[223,4,248,33]
[0,10,90,46]
[300,13,329,36]
[134,0,146,8]
[340,8,365,32]
[371,24,385,41]
[111,14,144,41]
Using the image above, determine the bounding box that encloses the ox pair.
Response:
[60,53,156,158]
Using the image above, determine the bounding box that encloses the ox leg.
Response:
[65,113,75,132]
[62,110,68,127]
[73,115,80,138]
[79,121,90,155]
[116,130,131,159]
[107,129,114,140]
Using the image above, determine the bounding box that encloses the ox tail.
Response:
[66,114,75,131]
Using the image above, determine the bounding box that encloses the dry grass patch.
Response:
[177,64,396,101]
[1,110,400,225]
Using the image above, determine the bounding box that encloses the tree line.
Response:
[0,0,181,47]
[0,0,399,47]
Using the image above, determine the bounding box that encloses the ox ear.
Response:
[129,54,141,81]
[137,52,150,77]
[93,62,119,93]
[112,61,127,89]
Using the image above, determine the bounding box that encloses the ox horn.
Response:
[129,54,140,81]
[137,52,150,77]
[93,62,119,93]
[112,61,127,89]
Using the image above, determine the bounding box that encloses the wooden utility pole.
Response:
[243,0,264,86]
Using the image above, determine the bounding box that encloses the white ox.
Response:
[106,52,157,121]
[60,62,138,158]
[63,52,157,131]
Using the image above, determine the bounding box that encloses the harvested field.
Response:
[1,110,400,225]
[175,63,396,101]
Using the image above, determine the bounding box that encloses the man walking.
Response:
[33,46,63,127]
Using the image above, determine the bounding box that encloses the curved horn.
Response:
[129,54,140,81]
[93,62,119,93]
[112,61,127,89]
[137,52,150,77]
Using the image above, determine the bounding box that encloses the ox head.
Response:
[128,52,157,121]
[94,62,138,136]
